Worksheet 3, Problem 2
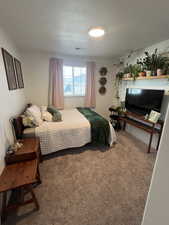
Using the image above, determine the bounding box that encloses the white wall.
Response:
[119,39,169,147]
[121,39,169,66]
[0,28,26,174]
[141,104,169,225]
[22,51,117,119]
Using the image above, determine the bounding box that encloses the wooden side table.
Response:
[0,160,40,224]
[5,138,42,165]
[1,138,42,224]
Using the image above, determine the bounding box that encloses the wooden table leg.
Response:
[39,147,43,163]
[37,166,41,184]
[156,123,163,151]
[156,134,161,151]
[123,121,126,131]
[26,185,39,210]
[148,124,156,153]
[1,191,7,224]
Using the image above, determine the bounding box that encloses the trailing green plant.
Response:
[115,71,124,99]
[128,64,134,75]
[116,71,124,80]
[130,64,141,80]
[123,64,130,74]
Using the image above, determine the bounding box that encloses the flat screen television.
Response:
[125,88,164,115]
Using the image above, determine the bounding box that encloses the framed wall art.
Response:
[14,58,24,88]
[2,48,17,90]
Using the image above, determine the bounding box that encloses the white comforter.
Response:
[35,109,116,155]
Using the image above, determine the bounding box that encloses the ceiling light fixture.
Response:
[88,27,105,38]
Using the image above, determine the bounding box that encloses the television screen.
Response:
[125,88,164,115]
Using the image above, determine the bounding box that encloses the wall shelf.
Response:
[122,75,169,81]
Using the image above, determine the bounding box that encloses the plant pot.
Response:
[152,70,157,76]
[126,73,131,78]
[139,72,146,77]
[157,69,162,76]
[143,71,146,76]
[146,70,151,77]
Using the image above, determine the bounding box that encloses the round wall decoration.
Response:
[99,86,106,95]
[98,66,108,95]
[99,67,108,76]
[99,77,107,85]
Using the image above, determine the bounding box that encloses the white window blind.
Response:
[63,66,86,96]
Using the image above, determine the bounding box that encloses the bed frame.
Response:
[11,104,32,139]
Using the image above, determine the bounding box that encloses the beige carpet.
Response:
[7,131,156,225]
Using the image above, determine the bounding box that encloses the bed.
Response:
[13,107,116,155]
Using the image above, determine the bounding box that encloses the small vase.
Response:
[157,69,162,76]
[146,70,151,77]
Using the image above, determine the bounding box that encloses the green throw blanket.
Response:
[77,107,110,145]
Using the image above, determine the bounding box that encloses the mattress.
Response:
[35,109,116,155]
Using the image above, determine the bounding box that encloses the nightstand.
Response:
[5,138,42,165]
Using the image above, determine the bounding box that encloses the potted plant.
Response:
[155,54,169,76]
[124,64,131,78]
[131,64,141,80]
[137,58,146,76]
[142,49,169,76]
[163,62,169,75]
[143,51,153,76]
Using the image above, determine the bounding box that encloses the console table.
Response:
[119,111,164,153]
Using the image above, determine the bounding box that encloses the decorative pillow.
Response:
[26,105,43,126]
[21,115,36,128]
[40,106,47,113]
[42,111,53,122]
[47,106,62,122]
[47,106,59,114]
[52,111,62,122]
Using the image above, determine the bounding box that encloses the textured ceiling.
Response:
[0,0,169,58]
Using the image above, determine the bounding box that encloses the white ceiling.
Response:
[1,0,169,58]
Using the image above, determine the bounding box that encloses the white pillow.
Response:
[40,106,47,112]
[42,111,53,122]
[26,105,43,126]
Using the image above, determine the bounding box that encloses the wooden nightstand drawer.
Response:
[5,138,42,165]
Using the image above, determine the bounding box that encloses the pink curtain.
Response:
[84,62,96,108]
[48,58,64,109]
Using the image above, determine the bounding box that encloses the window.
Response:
[63,66,86,96]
